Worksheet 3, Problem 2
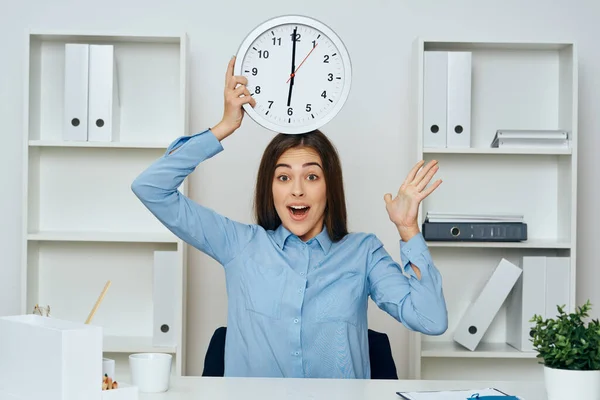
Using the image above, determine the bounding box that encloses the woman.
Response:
[131,56,447,379]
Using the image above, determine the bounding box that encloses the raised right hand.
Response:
[212,56,256,141]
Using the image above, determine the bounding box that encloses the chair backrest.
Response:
[202,326,398,379]
[367,328,398,379]
[202,326,227,377]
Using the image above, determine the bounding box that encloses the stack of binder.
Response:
[423,50,472,149]
[63,43,120,142]
[422,212,527,242]
[490,129,569,149]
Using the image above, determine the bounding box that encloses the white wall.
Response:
[2,0,599,378]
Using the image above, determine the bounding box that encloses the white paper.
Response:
[397,387,521,399]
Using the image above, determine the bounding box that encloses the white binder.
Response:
[153,251,179,347]
[88,44,120,142]
[446,51,472,148]
[545,257,570,318]
[423,51,448,148]
[453,258,522,351]
[505,256,546,352]
[63,43,90,141]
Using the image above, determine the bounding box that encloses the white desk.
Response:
[138,377,546,400]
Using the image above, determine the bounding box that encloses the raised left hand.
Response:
[384,160,442,240]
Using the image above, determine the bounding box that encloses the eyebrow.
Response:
[275,162,323,170]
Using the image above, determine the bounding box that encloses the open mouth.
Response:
[288,205,310,220]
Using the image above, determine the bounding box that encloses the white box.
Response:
[63,43,90,141]
[423,51,448,148]
[446,51,472,148]
[88,44,121,142]
[0,314,103,400]
[453,258,522,351]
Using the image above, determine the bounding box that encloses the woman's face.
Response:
[272,146,327,242]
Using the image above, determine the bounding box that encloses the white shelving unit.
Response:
[409,38,578,381]
[20,29,190,378]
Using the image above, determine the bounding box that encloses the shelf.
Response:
[28,29,184,44]
[27,32,187,143]
[420,153,574,244]
[423,147,571,155]
[26,146,173,235]
[411,38,577,382]
[25,240,179,342]
[29,140,170,149]
[104,335,176,354]
[27,230,178,243]
[425,239,571,249]
[23,29,189,378]
[417,40,576,150]
[421,341,538,359]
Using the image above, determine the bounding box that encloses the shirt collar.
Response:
[272,224,332,254]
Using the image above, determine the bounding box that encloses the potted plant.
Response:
[530,299,600,399]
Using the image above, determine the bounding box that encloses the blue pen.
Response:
[468,394,519,399]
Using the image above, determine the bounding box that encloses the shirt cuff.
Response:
[165,129,224,158]
[400,232,430,278]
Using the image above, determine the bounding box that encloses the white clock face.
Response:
[235,16,352,134]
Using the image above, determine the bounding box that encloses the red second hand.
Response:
[286,43,318,83]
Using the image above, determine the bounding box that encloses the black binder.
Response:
[422,221,527,242]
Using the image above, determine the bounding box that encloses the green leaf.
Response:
[529,299,600,371]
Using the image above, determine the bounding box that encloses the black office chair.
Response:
[202,326,398,379]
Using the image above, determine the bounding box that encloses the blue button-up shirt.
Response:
[131,129,447,379]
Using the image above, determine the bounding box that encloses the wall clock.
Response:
[234,15,352,134]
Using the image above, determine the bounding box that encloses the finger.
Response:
[411,160,438,185]
[383,193,392,205]
[228,75,249,90]
[232,84,247,98]
[237,95,256,108]
[235,90,256,107]
[403,160,425,186]
[225,56,236,86]
[419,179,442,199]
[416,164,439,191]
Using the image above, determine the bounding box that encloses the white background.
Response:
[1,0,599,378]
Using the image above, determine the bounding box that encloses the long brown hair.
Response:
[254,130,348,242]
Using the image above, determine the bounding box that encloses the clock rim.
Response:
[234,14,352,135]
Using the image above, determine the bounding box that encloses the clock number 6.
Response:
[288,107,293,116]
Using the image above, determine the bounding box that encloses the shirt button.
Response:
[300,272,305,276]
[294,318,299,323]
[297,289,302,294]
[294,351,300,356]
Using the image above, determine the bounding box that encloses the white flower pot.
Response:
[544,365,600,400]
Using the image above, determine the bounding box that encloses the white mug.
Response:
[129,353,172,393]
[102,358,115,380]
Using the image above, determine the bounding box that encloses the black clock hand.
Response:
[287,27,297,107]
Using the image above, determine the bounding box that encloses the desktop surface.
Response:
[138,376,546,400]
